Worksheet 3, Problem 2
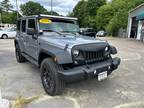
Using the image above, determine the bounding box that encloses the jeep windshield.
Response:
[39,18,80,34]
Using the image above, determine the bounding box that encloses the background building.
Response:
[127,3,144,41]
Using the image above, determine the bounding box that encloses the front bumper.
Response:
[58,57,121,82]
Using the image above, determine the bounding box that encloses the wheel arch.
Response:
[2,34,8,38]
[38,51,54,67]
[38,49,73,66]
[14,39,18,46]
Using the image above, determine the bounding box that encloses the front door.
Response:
[26,18,39,60]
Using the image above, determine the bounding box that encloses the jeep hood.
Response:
[40,34,107,49]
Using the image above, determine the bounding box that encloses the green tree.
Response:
[0,0,17,24]
[86,0,106,16]
[1,12,17,24]
[20,1,48,16]
[83,16,97,29]
[133,0,144,7]
[104,0,131,35]
[1,0,13,12]
[106,9,128,36]
[71,0,106,28]
[72,0,87,27]
[96,0,144,36]
[0,5,2,13]
[0,2,2,23]
[71,0,144,35]
[20,1,59,16]
[96,4,114,30]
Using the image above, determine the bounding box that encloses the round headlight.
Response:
[105,47,109,51]
[73,50,79,57]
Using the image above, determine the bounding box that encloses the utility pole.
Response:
[16,0,19,19]
[51,0,53,15]
[0,13,2,24]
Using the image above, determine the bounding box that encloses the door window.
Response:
[28,19,36,29]
[11,28,16,31]
[22,20,26,32]
[17,20,21,31]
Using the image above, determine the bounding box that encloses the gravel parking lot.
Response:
[0,37,144,108]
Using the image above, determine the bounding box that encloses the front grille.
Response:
[80,50,106,63]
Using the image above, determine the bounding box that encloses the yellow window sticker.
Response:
[39,18,52,24]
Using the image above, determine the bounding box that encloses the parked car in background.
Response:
[80,28,96,38]
[0,28,16,39]
[96,30,106,37]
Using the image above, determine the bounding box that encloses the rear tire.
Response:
[2,34,8,39]
[40,58,65,96]
[15,44,26,63]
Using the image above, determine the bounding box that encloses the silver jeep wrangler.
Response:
[15,14,120,96]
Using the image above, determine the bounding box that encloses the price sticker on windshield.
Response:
[39,18,52,24]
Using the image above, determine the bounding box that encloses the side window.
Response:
[10,28,16,31]
[22,20,26,32]
[17,20,21,31]
[28,19,36,29]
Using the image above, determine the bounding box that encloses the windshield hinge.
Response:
[64,44,69,51]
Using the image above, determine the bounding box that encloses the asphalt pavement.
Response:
[0,37,144,108]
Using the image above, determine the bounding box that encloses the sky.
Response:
[9,0,80,16]
[9,0,111,16]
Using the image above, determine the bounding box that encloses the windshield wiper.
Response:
[61,31,79,36]
[43,30,66,37]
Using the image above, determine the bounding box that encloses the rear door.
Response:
[17,19,27,53]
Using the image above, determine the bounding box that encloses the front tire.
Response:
[15,44,26,63]
[40,58,65,96]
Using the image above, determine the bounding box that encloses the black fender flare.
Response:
[14,38,20,47]
[39,49,73,65]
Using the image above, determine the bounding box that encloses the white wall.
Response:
[137,21,142,40]
[127,17,132,38]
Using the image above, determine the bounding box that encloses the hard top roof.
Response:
[19,14,78,21]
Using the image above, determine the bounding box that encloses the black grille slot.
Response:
[81,50,105,63]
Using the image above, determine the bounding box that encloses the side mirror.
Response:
[27,28,35,35]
